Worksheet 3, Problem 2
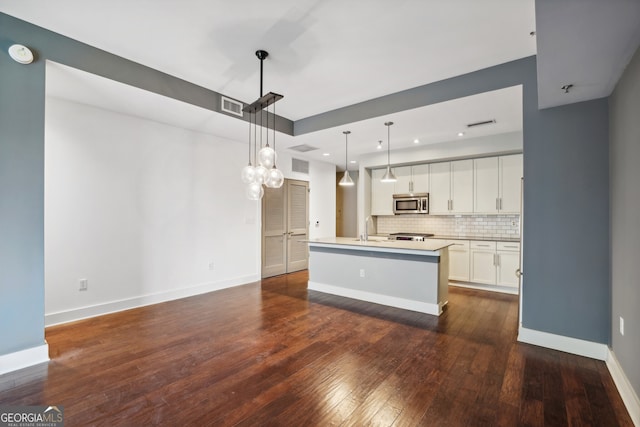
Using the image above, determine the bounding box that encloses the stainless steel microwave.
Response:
[393,193,429,214]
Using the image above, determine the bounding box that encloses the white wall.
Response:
[44,98,262,325]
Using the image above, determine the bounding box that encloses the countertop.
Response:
[307,237,451,256]
[428,235,521,243]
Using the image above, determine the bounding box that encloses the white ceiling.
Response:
[0,0,537,121]
[4,0,639,167]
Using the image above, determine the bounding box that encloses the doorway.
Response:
[261,179,309,278]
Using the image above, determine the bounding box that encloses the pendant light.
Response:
[339,131,354,186]
[241,50,284,199]
[381,121,397,183]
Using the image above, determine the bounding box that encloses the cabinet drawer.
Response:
[447,240,470,251]
[497,242,520,252]
[470,241,497,250]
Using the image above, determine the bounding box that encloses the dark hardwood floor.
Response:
[0,271,632,426]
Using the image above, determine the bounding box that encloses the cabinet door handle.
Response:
[496,198,499,210]
[499,198,503,210]
[516,268,523,278]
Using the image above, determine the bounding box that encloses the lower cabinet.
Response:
[448,240,470,281]
[496,242,521,287]
[470,241,497,284]
[470,240,520,288]
[431,238,520,291]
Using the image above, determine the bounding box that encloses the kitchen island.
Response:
[307,237,450,316]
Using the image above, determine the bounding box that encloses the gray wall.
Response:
[610,45,640,396]
[523,98,610,343]
[0,11,613,358]
[0,23,46,354]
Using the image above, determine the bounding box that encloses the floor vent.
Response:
[289,144,319,153]
[466,119,496,128]
[221,96,243,117]
[292,158,309,174]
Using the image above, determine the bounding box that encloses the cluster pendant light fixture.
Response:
[240,50,284,200]
[381,121,397,183]
[338,131,354,186]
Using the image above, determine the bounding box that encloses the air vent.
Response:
[466,119,496,128]
[221,96,243,117]
[292,158,309,174]
[289,144,319,153]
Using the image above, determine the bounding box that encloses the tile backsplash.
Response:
[376,214,520,240]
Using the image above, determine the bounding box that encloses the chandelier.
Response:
[240,50,284,200]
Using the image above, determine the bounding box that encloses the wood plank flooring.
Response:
[0,271,633,426]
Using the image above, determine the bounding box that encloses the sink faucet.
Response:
[363,216,373,241]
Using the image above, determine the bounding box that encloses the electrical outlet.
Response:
[79,279,88,291]
[359,269,365,278]
[208,261,215,270]
[620,317,625,336]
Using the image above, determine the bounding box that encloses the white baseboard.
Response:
[0,343,49,376]
[308,281,442,315]
[606,349,640,426]
[45,274,259,326]
[449,281,519,295]
[517,326,609,360]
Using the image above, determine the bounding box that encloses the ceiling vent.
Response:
[292,158,309,174]
[466,119,496,128]
[221,96,243,117]
[289,144,319,153]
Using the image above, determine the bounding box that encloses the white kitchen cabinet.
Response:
[473,154,523,214]
[429,162,451,214]
[470,241,520,288]
[499,155,523,213]
[430,160,473,214]
[496,242,520,287]
[470,241,497,284]
[447,240,470,281]
[393,164,429,194]
[371,168,395,216]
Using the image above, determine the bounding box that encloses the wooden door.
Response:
[286,180,309,273]
[262,185,287,278]
[262,179,309,278]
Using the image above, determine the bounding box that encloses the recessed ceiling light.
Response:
[322,152,330,156]
[458,132,465,137]
[350,160,357,164]
[413,139,420,144]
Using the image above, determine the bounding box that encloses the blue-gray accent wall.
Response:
[0,11,611,358]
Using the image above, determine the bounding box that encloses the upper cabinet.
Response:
[430,160,473,214]
[473,154,522,214]
[369,154,522,217]
[394,164,429,194]
[371,168,395,216]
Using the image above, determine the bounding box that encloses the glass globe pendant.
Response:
[241,164,256,184]
[265,167,284,188]
[246,182,264,200]
[258,145,276,169]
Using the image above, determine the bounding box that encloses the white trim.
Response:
[606,349,640,426]
[0,344,49,375]
[45,274,259,326]
[449,281,519,295]
[517,327,608,360]
[308,281,443,315]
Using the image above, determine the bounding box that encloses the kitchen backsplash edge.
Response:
[376,214,520,240]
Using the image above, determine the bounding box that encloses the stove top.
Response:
[389,232,435,237]
[389,232,434,241]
